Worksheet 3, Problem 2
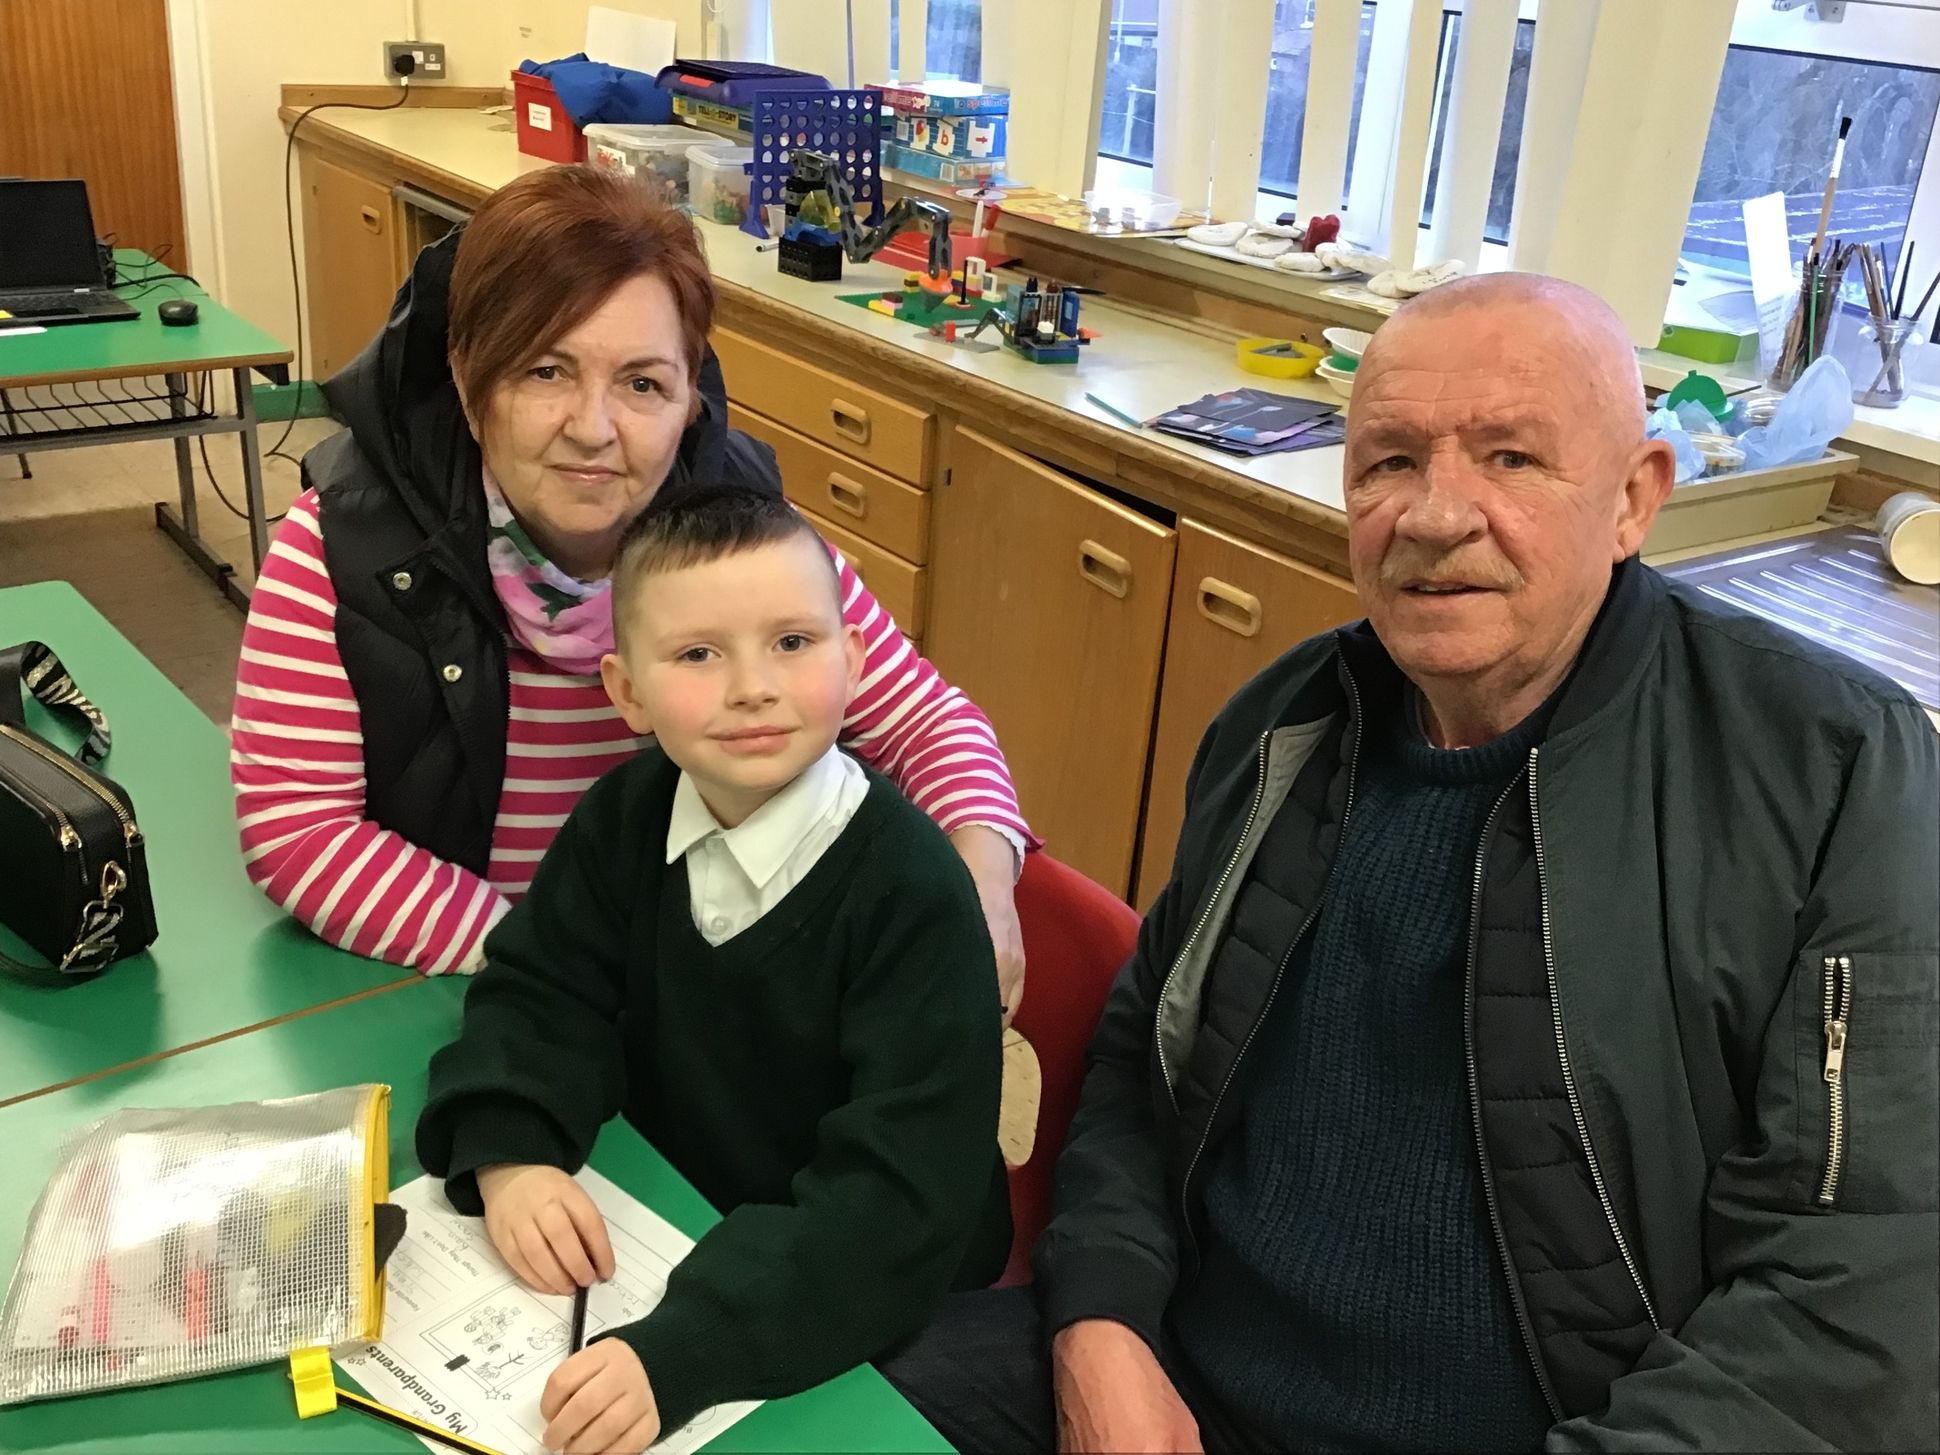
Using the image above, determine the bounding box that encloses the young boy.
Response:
[416,490,1010,1455]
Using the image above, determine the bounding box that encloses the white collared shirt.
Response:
[665,747,872,945]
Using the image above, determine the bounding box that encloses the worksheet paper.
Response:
[337,1172,759,1455]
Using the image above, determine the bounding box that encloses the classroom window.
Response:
[1680,48,1939,281]
[925,0,983,81]
[1098,0,1384,200]
[1419,14,1535,243]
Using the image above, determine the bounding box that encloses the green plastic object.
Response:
[1662,369,1730,419]
[1657,323,1750,367]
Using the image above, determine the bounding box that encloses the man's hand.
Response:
[1053,1319,1203,1454]
[951,825,1027,1026]
[540,1339,659,1453]
[476,1163,617,1296]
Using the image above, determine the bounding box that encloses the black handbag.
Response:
[0,642,157,981]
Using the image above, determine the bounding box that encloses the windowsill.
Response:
[891,163,1938,471]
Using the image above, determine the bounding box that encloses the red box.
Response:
[512,70,586,163]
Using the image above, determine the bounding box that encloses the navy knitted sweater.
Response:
[1172,685,1555,1453]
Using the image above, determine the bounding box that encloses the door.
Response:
[926,428,1176,897]
[0,0,186,267]
[302,152,400,381]
[1133,518,1363,907]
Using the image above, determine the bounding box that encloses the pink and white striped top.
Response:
[231,490,1031,975]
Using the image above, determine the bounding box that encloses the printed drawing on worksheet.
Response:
[337,1170,759,1455]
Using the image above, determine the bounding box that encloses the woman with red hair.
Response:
[230,165,1032,994]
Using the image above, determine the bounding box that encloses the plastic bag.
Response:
[1673,399,1723,435]
[0,1085,393,1406]
[1647,407,1705,484]
[1737,356,1853,472]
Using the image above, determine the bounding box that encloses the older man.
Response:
[883,274,1939,1452]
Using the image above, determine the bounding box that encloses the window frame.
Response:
[1095,0,1937,322]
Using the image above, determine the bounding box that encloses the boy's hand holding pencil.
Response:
[475,1164,616,1296]
[542,1338,659,1454]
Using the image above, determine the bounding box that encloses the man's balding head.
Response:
[1364,273,1648,445]
[1341,271,1675,746]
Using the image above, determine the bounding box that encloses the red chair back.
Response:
[1000,853,1142,1285]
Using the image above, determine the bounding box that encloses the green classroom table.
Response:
[0,581,415,1106]
[0,252,294,607]
[0,980,951,1453]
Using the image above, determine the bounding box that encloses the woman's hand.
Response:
[476,1163,617,1296]
[541,1339,660,1453]
[950,826,1027,1026]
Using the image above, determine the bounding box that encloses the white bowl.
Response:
[1315,359,1356,399]
[1322,326,1373,361]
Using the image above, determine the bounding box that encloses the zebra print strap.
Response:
[0,641,113,767]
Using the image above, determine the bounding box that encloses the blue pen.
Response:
[1085,393,1143,429]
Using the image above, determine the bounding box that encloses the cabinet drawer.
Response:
[730,404,930,564]
[713,327,933,485]
[797,505,928,639]
[1134,518,1362,907]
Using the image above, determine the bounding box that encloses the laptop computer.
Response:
[0,179,141,327]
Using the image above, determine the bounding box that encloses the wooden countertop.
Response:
[280,102,1937,570]
[283,104,1368,559]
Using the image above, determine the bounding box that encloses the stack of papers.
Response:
[1148,387,1344,457]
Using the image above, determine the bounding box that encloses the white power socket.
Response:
[383,41,447,83]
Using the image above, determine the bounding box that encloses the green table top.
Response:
[0,981,949,1453]
[0,251,291,389]
[0,582,414,1104]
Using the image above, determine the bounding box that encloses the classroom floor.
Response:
[0,417,337,723]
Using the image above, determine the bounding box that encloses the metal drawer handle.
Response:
[1078,540,1132,599]
[829,398,872,445]
[1197,577,1262,637]
[359,205,383,234]
[827,473,868,518]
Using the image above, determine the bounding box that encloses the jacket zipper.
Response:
[1465,776,1563,1425]
[1175,669,1367,1256]
[1527,748,1660,1330]
[0,723,141,844]
[1155,730,1273,1110]
[1818,954,1852,1206]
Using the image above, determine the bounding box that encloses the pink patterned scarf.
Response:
[481,468,615,676]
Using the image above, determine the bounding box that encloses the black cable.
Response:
[268,82,412,459]
[189,372,291,527]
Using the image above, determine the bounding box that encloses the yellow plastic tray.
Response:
[1236,336,1325,378]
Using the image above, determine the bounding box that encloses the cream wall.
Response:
[187,0,703,378]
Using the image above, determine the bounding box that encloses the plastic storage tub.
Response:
[512,70,586,163]
[688,144,753,225]
[584,124,704,206]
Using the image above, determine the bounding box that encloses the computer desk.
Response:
[0,251,294,609]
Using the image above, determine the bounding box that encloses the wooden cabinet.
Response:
[796,503,928,639]
[301,152,403,381]
[713,327,933,485]
[927,428,1176,896]
[729,404,931,563]
[1133,518,1363,906]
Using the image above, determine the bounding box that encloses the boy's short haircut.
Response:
[611,489,839,655]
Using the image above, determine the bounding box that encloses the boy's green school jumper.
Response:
[416,749,1011,1433]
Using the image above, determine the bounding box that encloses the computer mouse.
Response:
[157,299,199,326]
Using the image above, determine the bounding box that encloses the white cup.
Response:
[1876,491,1940,586]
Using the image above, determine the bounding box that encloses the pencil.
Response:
[1084,392,1143,428]
[569,1285,589,1354]
[1893,240,1915,320]
[337,1386,508,1455]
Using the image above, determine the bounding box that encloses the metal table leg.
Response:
[166,371,196,536]
[234,365,270,573]
[1,387,28,479]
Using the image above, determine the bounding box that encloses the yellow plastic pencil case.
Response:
[0,1084,400,1406]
